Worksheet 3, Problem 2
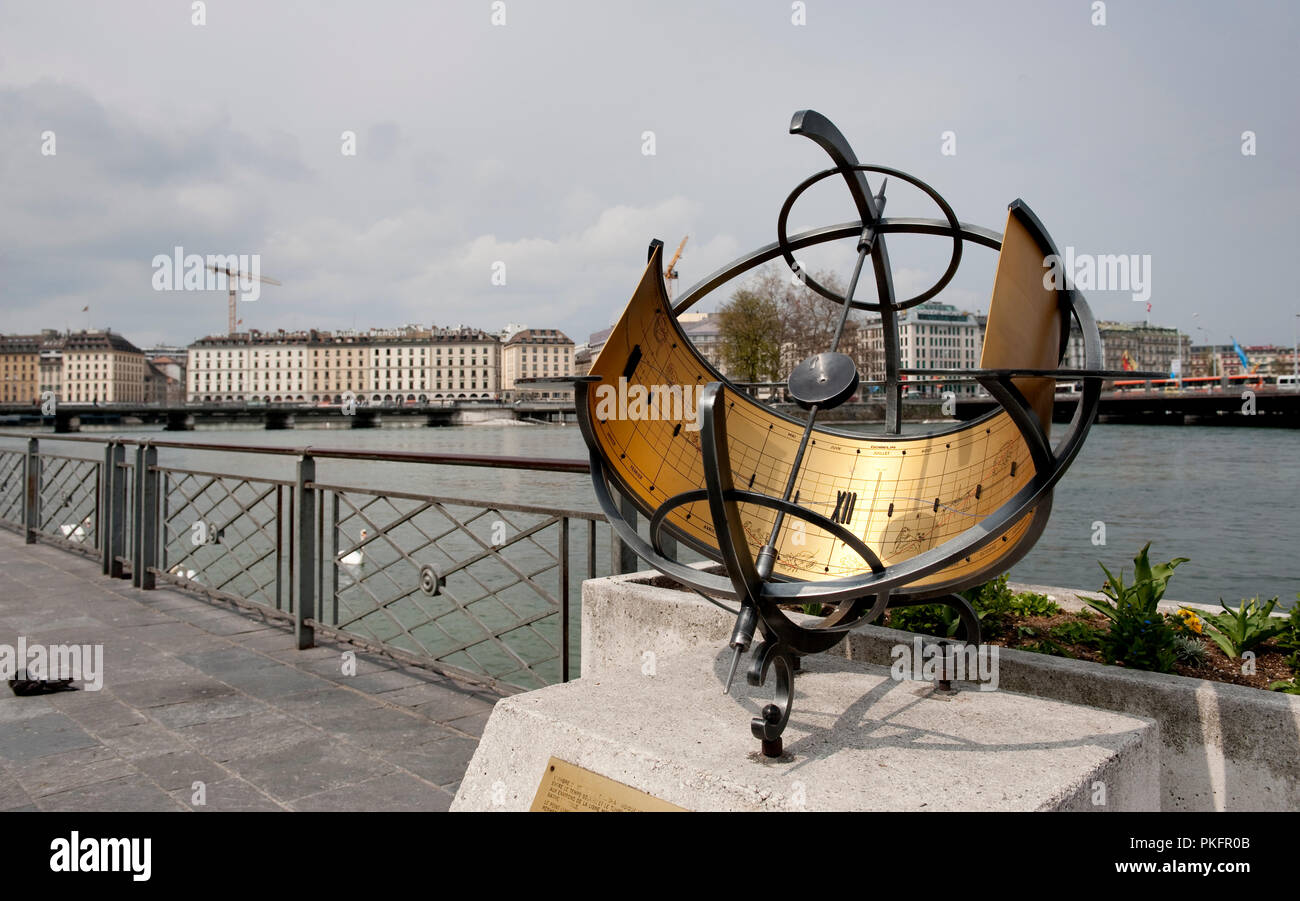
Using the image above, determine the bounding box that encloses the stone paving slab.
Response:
[0,527,507,811]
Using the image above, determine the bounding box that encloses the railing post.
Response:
[560,516,570,682]
[105,441,128,578]
[330,491,339,626]
[616,490,638,574]
[295,452,316,649]
[131,443,158,589]
[101,440,113,573]
[24,437,39,544]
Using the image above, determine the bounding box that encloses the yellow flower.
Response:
[1176,609,1203,634]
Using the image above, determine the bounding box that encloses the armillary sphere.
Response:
[531,110,1155,757]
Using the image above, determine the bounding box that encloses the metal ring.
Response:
[776,164,963,311]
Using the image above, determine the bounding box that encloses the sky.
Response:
[1,0,1296,350]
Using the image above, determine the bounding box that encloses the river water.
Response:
[18,419,1298,611]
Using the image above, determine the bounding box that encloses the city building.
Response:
[188,325,503,404]
[502,328,574,400]
[1065,321,1107,371]
[679,313,728,377]
[62,329,147,404]
[1188,343,1296,380]
[144,346,188,406]
[308,329,368,401]
[1096,321,1189,375]
[574,325,615,376]
[422,326,500,401]
[863,302,981,397]
[187,334,250,402]
[364,326,425,403]
[0,334,41,405]
[39,331,64,404]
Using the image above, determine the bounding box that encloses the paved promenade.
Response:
[0,528,503,811]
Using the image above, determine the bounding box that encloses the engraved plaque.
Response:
[530,757,685,812]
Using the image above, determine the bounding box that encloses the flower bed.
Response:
[796,546,1300,696]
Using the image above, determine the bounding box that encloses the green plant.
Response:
[1050,621,1102,649]
[1009,591,1060,618]
[960,575,1017,638]
[800,602,827,617]
[1171,634,1208,668]
[1100,611,1178,673]
[1088,543,1188,674]
[1084,543,1189,622]
[1269,676,1300,695]
[960,573,1014,609]
[1015,624,1039,641]
[1023,638,1070,658]
[887,604,962,638]
[1198,596,1287,659]
[1277,595,1300,654]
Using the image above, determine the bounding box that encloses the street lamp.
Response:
[1192,313,1213,379]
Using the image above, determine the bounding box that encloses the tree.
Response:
[718,284,782,384]
[718,264,876,391]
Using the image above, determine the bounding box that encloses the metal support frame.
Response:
[295,453,316,649]
[131,443,158,589]
[573,109,1139,756]
[23,437,39,544]
[105,440,127,577]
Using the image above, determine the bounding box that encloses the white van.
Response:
[1278,374,1299,390]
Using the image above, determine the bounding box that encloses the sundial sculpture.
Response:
[556,111,1149,757]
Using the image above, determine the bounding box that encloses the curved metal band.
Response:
[648,487,885,574]
[673,218,1000,318]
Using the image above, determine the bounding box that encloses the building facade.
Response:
[1096,321,1189,376]
[143,347,188,406]
[863,302,981,397]
[0,334,41,405]
[187,335,251,402]
[502,328,574,400]
[39,331,63,404]
[60,330,147,404]
[679,313,729,377]
[188,325,503,404]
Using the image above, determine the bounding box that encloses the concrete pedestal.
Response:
[452,645,1159,811]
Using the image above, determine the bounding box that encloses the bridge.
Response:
[3,386,1296,433]
[0,400,576,432]
[958,385,1300,426]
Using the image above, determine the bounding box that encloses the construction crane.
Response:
[207,264,281,336]
[664,236,688,302]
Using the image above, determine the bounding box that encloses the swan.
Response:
[168,564,200,583]
[339,529,367,568]
[59,516,92,543]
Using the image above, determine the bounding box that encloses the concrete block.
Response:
[579,571,1300,810]
[454,645,1158,811]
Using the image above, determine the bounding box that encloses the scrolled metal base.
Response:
[746,639,794,757]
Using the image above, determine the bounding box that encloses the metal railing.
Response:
[0,431,639,693]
